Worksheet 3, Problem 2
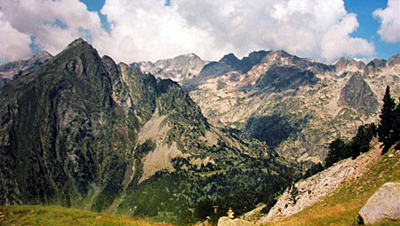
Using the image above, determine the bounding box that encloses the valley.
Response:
[0,39,399,225]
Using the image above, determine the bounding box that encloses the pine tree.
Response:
[393,99,400,150]
[378,86,396,154]
[325,138,349,167]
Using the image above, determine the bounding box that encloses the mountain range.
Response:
[0,38,399,223]
[138,49,400,166]
[0,39,291,223]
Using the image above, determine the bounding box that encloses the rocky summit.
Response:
[141,50,400,166]
[0,51,52,84]
[0,39,290,224]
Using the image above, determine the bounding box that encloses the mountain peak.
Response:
[219,53,240,66]
[67,38,92,48]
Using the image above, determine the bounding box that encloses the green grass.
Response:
[265,148,400,226]
[0,205,174,226]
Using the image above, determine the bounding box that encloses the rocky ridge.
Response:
[0,39,288,223]
[0,51,52,83]
[181,51,400,164]
[135,53,208,82]
[260,142,382,223]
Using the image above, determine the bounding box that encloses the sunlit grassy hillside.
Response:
[0,205,174,226]
[264,147,400,226]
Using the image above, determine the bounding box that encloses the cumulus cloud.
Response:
[0,0,376,64]
[373,0,400,43]
[98,0,375,63]
[321,14,375,62]
[0,0,106,62]
[0,12,32,62]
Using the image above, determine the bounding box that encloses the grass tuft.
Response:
[264,148,400,226]
[0,205,175,226]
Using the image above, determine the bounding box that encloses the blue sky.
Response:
[344,0,399,60]
[0,0,399,63]
[80,0,399,61]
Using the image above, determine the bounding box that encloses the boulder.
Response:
[358,182,400,225]
[218,217,256,226]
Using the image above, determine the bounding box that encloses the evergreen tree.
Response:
[378,86,396,154]
[350,123,377,158]
[393,99,400,150]
[325,138,349,168]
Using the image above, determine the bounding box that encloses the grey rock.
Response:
[136,53,207,82]
[358,182,400,225]
[338,72,378,115]
[260,149,380,223]
[0,51,52,82]
[218,217,256,226]
[365,59,387,76]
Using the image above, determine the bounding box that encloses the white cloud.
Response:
[321,14,375,62]
[0,0,376,64]
[373,0,400,43]
[0,0,106,62]
[98,0,375,63]
[0,12,32,62]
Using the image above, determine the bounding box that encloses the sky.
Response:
[0,0,399,65]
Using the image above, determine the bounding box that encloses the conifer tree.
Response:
[378,86,395,153]
[325,138,348,167]
[393,98,400,150]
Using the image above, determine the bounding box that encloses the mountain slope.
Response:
[262,146,400,226]
[0,39,290,223]
[183,50,400,165]
[0,205,172,226]
[135,53,208,82]
[0,51,52,84]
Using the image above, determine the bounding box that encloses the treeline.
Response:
[325,86,400,167]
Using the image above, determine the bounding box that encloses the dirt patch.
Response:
[140,142,181,183]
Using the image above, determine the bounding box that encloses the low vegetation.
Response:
[264,146,400,226]
[0,205,173,226]
[325,85,400,167]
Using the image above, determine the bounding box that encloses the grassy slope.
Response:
[0,205,173,226]
[0,148,398,226]
[264,148,400,226]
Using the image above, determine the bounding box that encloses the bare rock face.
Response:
[338,72,378,115]
[0,51,52,82]
[218,217,256,226]
[260,148,381,223]
[136,53,208,82]
[334,57,365,74]
[358,182,400,225]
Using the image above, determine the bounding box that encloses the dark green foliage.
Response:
[92,157,126,212]
[325,138,349,168]
[289,183,299,204]
[303,162,324,178]
[378,86,396,153]
[350,123,377,158]
[325,123,377,167]
[393,99,400,150]
[0,39,294,226]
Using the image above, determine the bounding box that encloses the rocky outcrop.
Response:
[338,72,378,115]
[136,53,207,82]
[0,51,52,82]
[260,147,381,223]
[365,59,387,76]
[358,182,400,225]
[186,49,400,162]
[218,217,256,226]
[334,57,365,74]
[0,38,288,223]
